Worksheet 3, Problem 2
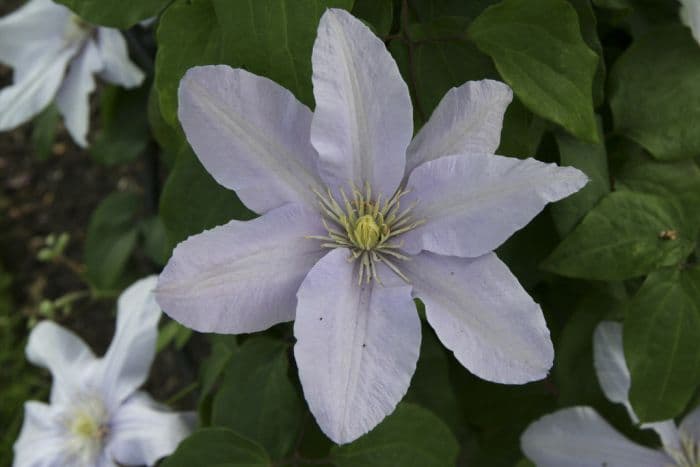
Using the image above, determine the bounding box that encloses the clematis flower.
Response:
[680,0,700,45]
[521,321,700,466]
[0,0,144,147]
[156,8,587,444]
[14,277,193,467]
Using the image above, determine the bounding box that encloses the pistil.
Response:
[308,183,424,284]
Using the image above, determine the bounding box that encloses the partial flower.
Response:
[0,0,144,147]
[156,8,587,444]
[14,277,193,467]
[680,0,700,45]
[521,321,700,466]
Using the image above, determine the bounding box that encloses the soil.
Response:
[0,0,198,408]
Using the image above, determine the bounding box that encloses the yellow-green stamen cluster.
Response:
[309,183,424,284]
[669,431,700,467]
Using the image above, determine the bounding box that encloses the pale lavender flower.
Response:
[13,277,193,467]
[521,321,700,466]
[0,0,144,147]
[156,8,587,444]
[680,0,700,45]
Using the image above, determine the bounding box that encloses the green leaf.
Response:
[155,0,225,126]
[353,0,394,36]
[543,191,695,280]
[389,17,497,126]
[610,25,700,160]
[140,216,170,266]
[617,157,700,235]
[31,105,60,161]
[408,0,499,22]
[551,121,610,236]
[159,147,254,248]
[567,0,605,107]
[160,427,271,467]
[405,324,464,438]
[91,85,150,166]
[331,403,459,467]
[212,0,354,108]
[57,0,168,28]
[212,337,303,460]
[157,319,192,351]
[84,191,141,291]
[625,267,700,421]
[469,0,599,142]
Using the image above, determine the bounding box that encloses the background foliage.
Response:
[3,0,699,465]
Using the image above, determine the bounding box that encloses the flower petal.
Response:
[521,406,673,467]
[680,404,700,442]
[13,401,71,467]
[294,248,421,444]
[310,9,412,198]
[680,0,700,45]
[108,391,194,466]
[405,80,513,175]
[403,252,552,384]
[55,39,103,147]
[26,320,97,404]
[157,203,326,334]
[0,43,79,132]
[98,276,160,408]
[593,321,681,451]
[178,65,322,214]
[593,321,633,409]
[0,0,73,70]
[401,153,588,258]
[95,28,144,88]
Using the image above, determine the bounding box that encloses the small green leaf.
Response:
[469,0,599,141]
[405,324,465,438]
[91,86,150,166]
[610,26,700,160]
[31,105,60,160]
[159,147,254,248]
[212,0,354,108]
[157,320,192,352]
[160,428,270,467]
[84,192,141,291]
[155,0,225,126]
[389,17,497,126]
[353,0,394,36]
[625,267,700,421]
[543,191,695,280]
[331,403,459,467]
[212,337,303,460]
[57,0,168,28]
[551,121,610,236]
[617,157,700,235]
[140,216,170,266]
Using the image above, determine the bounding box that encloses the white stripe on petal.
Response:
[294,249,420,444]
[521,406,673,467]
[310,9,412,199]
[56,40,103,147]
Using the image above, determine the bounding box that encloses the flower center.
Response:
[63,396,110,465]
[667,431,700,467]
[309,183,424,284]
